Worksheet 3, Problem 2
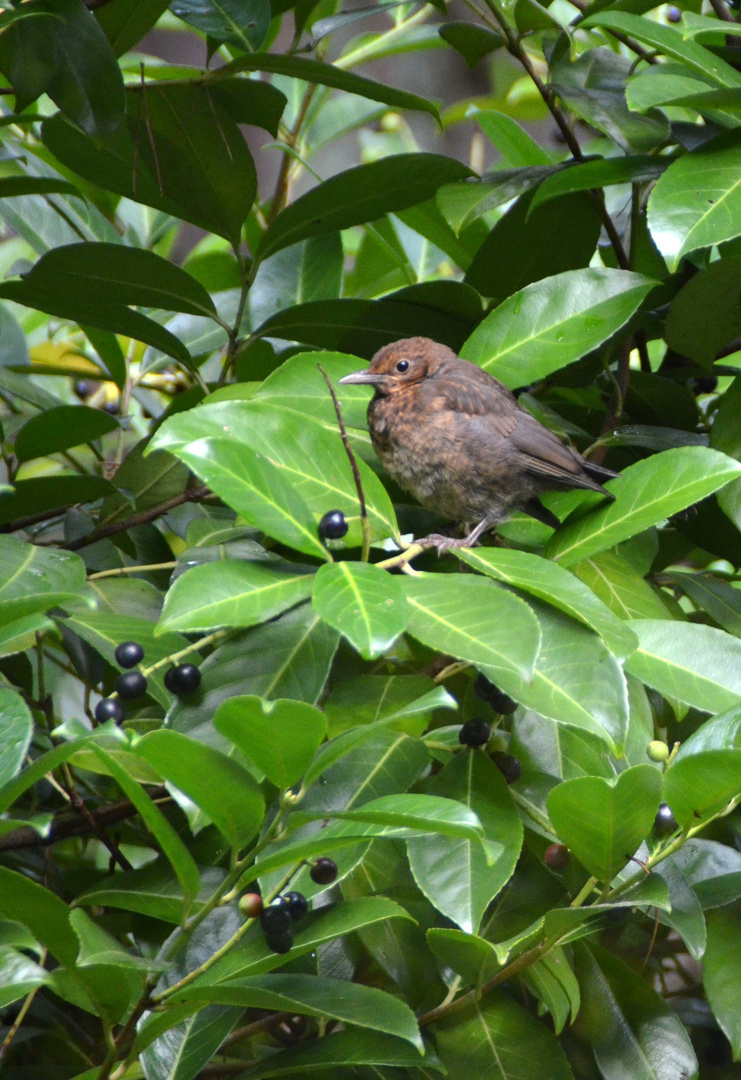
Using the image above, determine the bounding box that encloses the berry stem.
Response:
[140,630,228,678]
[317,363,370,562]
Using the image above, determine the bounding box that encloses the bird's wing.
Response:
[509,409,607,492]
[432,377,519,432]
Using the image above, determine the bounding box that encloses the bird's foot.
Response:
[417,533,480,556]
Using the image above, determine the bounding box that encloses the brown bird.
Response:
[339,337,616,552]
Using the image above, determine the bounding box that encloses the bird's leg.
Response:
[417,516,494,556]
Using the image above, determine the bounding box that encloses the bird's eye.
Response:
[396,359,410,373]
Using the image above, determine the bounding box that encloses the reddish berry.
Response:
[544,843,570,870]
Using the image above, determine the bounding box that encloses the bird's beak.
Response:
[338,369,385,386]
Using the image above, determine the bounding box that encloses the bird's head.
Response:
[338,337,455,396]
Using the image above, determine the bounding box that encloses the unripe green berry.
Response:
[647,740,670,762]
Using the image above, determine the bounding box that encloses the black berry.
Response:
[491,751,522,784]
[73,379,91,399]
[687,375,717,395]
[459,718,491,748]
[283,891,309,922]
[115,671,148,700]
[265,931,293,954]
[318,510,348,541]
[654,802,679,834]
[310,857,338,885]
[260,900,292,936]
[115,641,144,668]
[473,674,517,715]
[164,663,201,695]
[94,697,125,723]
[544,843,570,870]
[667,5,681,21]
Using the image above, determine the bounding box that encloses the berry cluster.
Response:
[94,640,202,723]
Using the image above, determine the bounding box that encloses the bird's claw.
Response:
[417,533,477,556]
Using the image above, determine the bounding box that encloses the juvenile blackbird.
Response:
[339,337,616,552]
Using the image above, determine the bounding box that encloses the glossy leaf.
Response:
[90,746,201,914]
[407,750,522,933]
[165,439,329,560]
[439,21,503,66]
[14,404,119,463]
[292,793,486,842]
[151,399,399,547]
[0,0,125,138]
[312,561,409,660]
[96,0,171,55]
[0,866,78,964]
[234,1030,429,1077]
[405,573,541,681]
[258,154,471,260]
[75,864,227,924]
[545,447,741,566]
[573,551,678,621]
[171,0,270,51]
[624,619,741,714]
[213,694,326,788]
[170,973,422,1049]
[157,560,315,633]
[704,908,741,1059]
[0,946,50,1009]
[220,53,440,121]
[437,990,575,1080]
[575,943,699,1080]
[547,766,662,883]
[529,156,669,212]
[647,130,741,270]
[0,536,87,624]
[0,689,33,789]
[665,254,741,366]
[654,855,707,962]
[458,548,637,661]
[460,268,657,388]
[664,750,741,826]
[134,730,264,849]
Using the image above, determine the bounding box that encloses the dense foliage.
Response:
[1,0,741,1077]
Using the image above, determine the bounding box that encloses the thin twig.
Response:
[0,788,169,852]
[317,364,370,561]
[60,485,209,551]
[709,0,735,21]
[267,84,318,226]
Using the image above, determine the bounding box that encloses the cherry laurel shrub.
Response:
[0,1,740,1078]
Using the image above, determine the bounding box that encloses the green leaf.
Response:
[675,702,741,756]
[234,1030,429,1077]
[572,551,678,621]
[464,191,602,301]
[665,254,741,366]
[476,110,553,166]
[653,855,706,962]
[14,404,119,463]
[438,22,503,67]
[671,572,741,637]
[491,600,630,753]
[165,439,329,560]
[170,973,423,1050]
[96,0,171,56]
[664,750,741,826]
[89,745,201,916]
[407,751,522,933]
[674,837,741,910]
[550,74,669,155]
[437,990,576,1080]
[75,864,227,924]
[134,730,264,849]
[206,77,287,137]
[529,156,670,212]
[545,447,741,566]
[289,792,485,842]
[249,233,343,325]
[0,689,33,789]
[0,0,125,138]
[647,130,741,270]
[172,0,270,51]
[312,561,409,660]
[157,560,315,633]
[167,607,338,741]
[624,619,741,714]
[220,53,440,122]
[0,867,79,964]
[575,942,698,1080]
[213,695,326,788]
[0,945,50,1010]
[405,573,541,681]
[460,268,657,388]
[546,766,662,883]
[151,399,399,547]
[704,908,741,1060]
[457,548,637,661]
[254,294,477,356]
[0,536,87,624]
[258,154,471,260]
[194,896,416,983]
